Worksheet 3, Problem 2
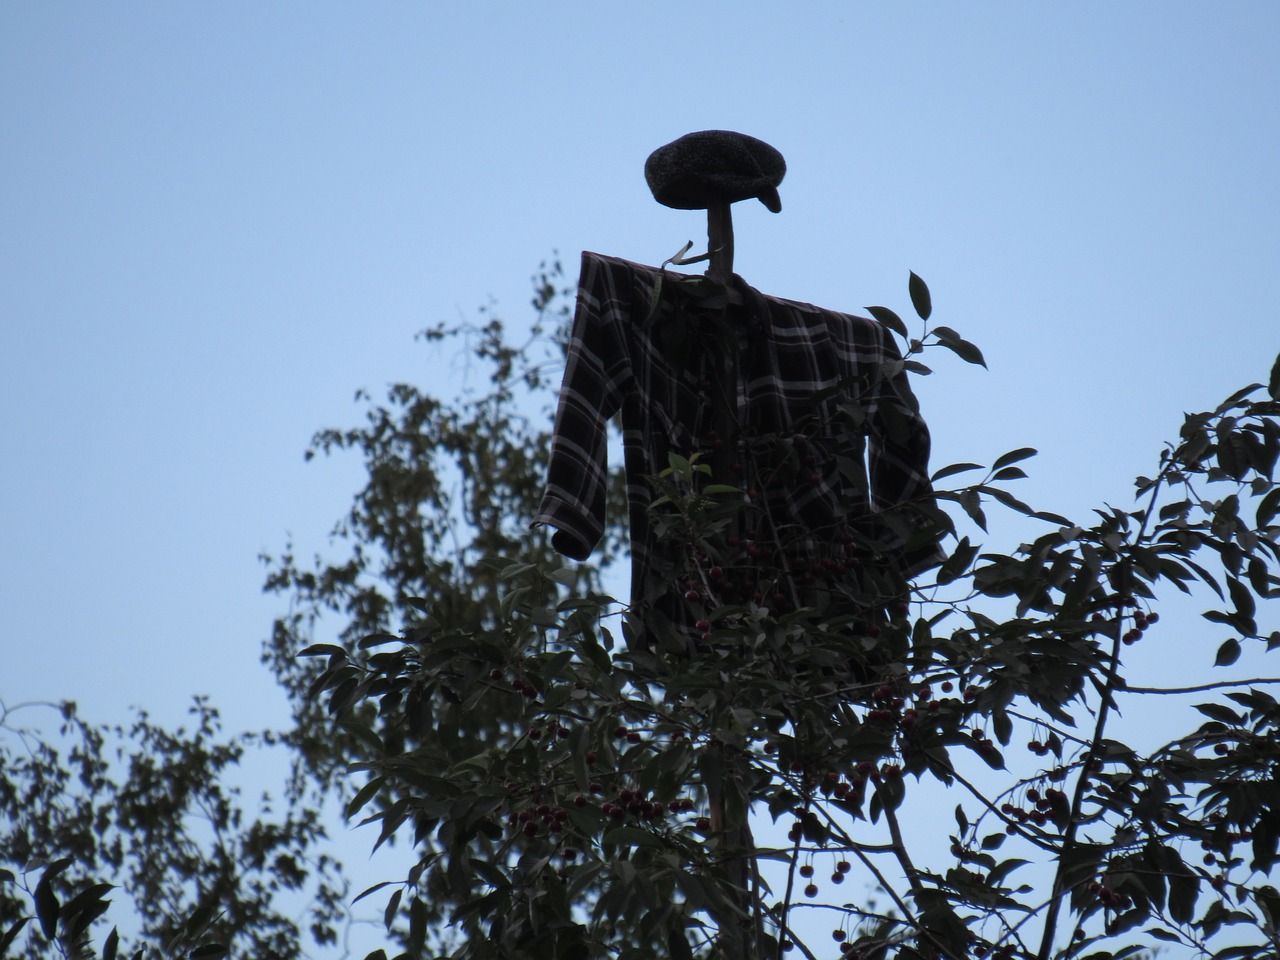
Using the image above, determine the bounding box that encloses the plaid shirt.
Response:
[534,251,942,650]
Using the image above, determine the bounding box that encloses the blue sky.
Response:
[2,2,1278,952]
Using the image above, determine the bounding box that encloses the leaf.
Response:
[985,486,1035,517]
[1227,576,1257,623]
[1,918,32,956]
[352,881,395,906]
[188,944,229,958]
[908,271,932,321]
[34,863,66,940]
[547,567,578,587]
[1270,351,1280,401]
[297,644,347,659]
[346,777,387,820]
[103,926,120,960]
[61,882,114,944]
[341,720,386,756]
[68,900,112,947]
[992,447,1038,470]
[932,326,988,368]
[936,537,977,586]
[383,888,403,931]
[932,462,984,481]
[991,466,1027,481]
[1215,638,1242,666]
[866,305,908,339]
[1194,702,1241,724]
[358,632,402,649]
[602,826,662,849]
[992,710,1012,746]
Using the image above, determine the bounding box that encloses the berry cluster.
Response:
[797,855,852,899]
[999,784,1070,831]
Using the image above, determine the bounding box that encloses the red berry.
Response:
[804,883,818,898]
[696,817,711,831]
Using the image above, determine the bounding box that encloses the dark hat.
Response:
[644,130,785,213]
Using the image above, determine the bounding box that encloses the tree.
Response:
[4,259,1278,960]
[0,697,346,959]
[279,263,1280,959]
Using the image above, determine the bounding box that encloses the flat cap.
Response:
[644,130,785,213]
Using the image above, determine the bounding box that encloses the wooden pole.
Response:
[704,199,759,960]
[706,201,735,288]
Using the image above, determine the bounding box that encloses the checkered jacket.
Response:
[534,251,943,650]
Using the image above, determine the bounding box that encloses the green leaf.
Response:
[298,643,347,659]
[1194,702,1241,724]
[932,326,988,368]
[34,860,70,940]
[103,926,120,960]
[1227,576,1257,623]
[908,272,932,321]
[932,462,984,481]
[358,632,402,649]
[1,918,32,956]
[352,880,394,906]
[992,710,1012,746]
[991,466,1027,481]
[547,566,578,587]
[188,944,229,959]
[383,888,403,931]
[1214,638,1242,667]
[341,720,386,756]
[603,826,662,850]
[866,305,908,339]
[992,447,1038,470]
[346,777,387,820]
[1269,351,1280,401]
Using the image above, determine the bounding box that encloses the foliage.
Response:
[280,267,1280,959]
[0,697,345,958]
[4,259,1277,960]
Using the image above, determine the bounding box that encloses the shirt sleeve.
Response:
[532,253,629,561]
[867,323,946,576]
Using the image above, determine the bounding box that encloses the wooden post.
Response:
[703,198,759,960]
[706,201,735,288]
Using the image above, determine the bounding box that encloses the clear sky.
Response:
[2,2,1278,953]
